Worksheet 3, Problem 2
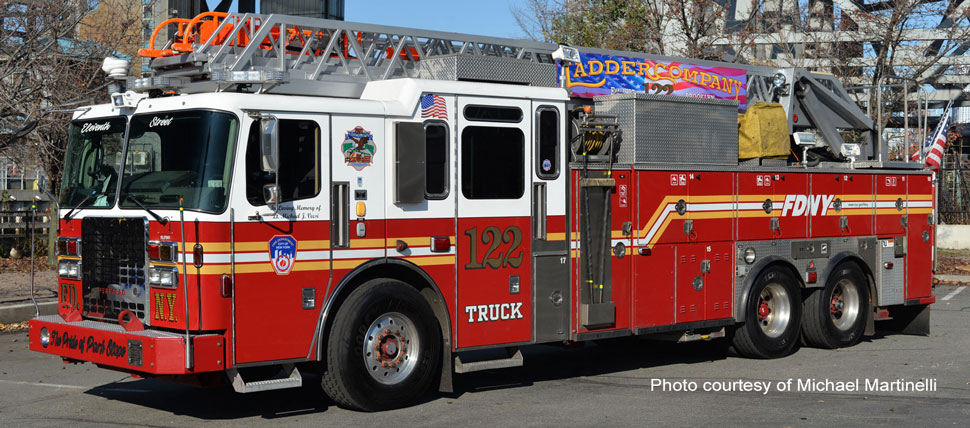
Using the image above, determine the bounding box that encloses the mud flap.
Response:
[878,304,931,336]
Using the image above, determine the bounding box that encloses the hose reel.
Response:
[570,111,620,162]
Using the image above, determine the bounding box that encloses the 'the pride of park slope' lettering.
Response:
[781,194,836,217]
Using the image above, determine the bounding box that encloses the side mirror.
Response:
[263,184,280,214]
[260,116,279,172]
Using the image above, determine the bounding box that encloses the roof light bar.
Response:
[210,70,288,84]
[127,76,186,92]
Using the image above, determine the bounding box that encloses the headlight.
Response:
[772,72,786,87]
[149,266,178,288]
[40,327,50,348]
[744,248,757,264]
[58,260,81,279]
[56,238,80,256]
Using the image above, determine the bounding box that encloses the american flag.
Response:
[911,103,951,172]
[420,94,447,119]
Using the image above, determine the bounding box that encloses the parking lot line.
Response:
[941,286,966,301]
[0,379,86,390]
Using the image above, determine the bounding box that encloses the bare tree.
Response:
[513,0,764,61]
[0,0,145,189]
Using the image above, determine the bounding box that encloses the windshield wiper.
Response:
[63,191,97,221]
[125,194,169,225]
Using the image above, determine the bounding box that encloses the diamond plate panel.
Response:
[876,240,905,306]
[594,93,738,165]
[733,237,881,321]
[419,54,558,87]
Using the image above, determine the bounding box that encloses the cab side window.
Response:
[246,119,321,205]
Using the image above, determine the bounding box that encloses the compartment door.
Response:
[876,174,907,236]
[905,174,934,300]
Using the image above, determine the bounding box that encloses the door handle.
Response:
[332,182,350,248]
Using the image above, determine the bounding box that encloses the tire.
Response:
[321,279,442,411]
[802,261,869,349]
[732,265,802,359]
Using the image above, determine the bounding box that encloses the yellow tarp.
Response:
[738,102,789,159]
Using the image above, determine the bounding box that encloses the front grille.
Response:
[81,217,148,321]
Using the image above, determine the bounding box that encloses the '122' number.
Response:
[464,226,523,269]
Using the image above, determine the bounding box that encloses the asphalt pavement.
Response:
[0,285,968,427]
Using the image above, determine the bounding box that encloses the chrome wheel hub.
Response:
[830,279,860,331]
[362,312,419,384]
[757,283,791,338]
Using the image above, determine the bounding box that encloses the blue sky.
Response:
[219,0,529,39]
[344,1,528,39]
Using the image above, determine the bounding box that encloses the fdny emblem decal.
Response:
[342,126,376,171]
[269,236,297,275]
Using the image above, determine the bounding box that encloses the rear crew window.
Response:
[425,122,449,199]
[461,126,524,199]
[246,119,320,205]
[463,105,523,123]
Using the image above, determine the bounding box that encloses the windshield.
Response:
[60,118,127,208]
[119,110,238,213]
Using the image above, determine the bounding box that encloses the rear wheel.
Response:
[321,279,441,411]
[802,261,869,348]
[732,265,802,358]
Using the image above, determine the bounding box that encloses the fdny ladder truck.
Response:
[29,12,937,411]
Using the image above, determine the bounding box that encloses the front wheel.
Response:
[732,266,802,359]
[321,279,442,411]
[802,261,869,349]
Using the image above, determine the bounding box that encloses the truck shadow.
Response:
[83,337,734,419]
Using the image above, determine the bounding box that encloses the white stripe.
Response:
[843,201,875,209]
[908,201,933,208]
[737,202,768,211]
[639,205,676,245]
[332,248,385,259]
[0,379,86,390]
[941,286,965,301]
[686,202,734,212]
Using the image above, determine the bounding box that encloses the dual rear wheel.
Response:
[732,262,869,358]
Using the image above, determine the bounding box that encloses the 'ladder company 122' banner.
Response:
[560,52,747,108]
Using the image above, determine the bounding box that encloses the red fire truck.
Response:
[29,12,936,411]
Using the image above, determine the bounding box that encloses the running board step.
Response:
[454,348,523,373]
[228,364,302,393]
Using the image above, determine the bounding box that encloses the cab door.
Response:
[455,97,532,348]
[232,113,330,365]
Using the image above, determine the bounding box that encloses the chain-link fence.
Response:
[939,155,970,225]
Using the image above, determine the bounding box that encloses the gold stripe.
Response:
[737,194,786,202]
[410,255,456,266]
[909,194,933,201]
[689,195,736,203]
[547,232,567,241]
[350,239,385,249]
[640,196,683,238]
[909,208,933,214]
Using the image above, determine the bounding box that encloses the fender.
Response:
[817,251,876,335]
[310,257,454,391]
[735,255,800,323]
[817,251,872,294]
